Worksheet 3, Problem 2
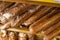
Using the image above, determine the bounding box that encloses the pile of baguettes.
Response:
[0,1,60,40]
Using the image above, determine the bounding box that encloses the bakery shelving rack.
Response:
[0,0,60,40]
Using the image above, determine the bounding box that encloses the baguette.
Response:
[22,7,54,27]
[0,4,32,24]
[28,34,35,40]
[29,12,60,34]
[45,27,60,40]
[12,5,41,28]
[18,33,27,40]
[0,16,16,29]
[0,2,13,12]
[8,32,17,40]
[29,8,59,30]
[0,30,8,40]
[42,21,60,35]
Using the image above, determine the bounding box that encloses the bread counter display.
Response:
[0,1,60,40]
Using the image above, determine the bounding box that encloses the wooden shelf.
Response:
[0,0,60,7]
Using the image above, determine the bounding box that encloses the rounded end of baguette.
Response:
[29,27,36,34]
[19,33,27,37]
[22,23,29,27]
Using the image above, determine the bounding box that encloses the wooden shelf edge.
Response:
[0,0,60,7]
